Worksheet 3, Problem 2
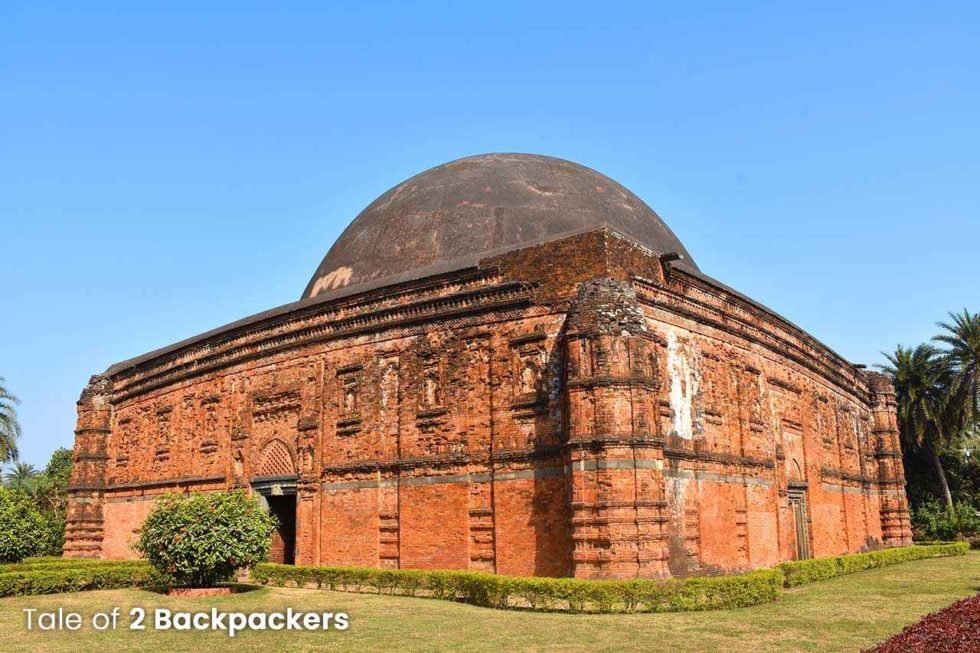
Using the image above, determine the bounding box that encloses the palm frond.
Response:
[0,377,21,464]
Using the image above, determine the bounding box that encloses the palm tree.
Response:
[4,461,39,496]
[934,309,980,428]
[0,377,20,464]
[879,344,957,513]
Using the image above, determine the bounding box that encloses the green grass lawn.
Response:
[1,552,977,653]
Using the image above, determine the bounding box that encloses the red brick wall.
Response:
[66,228,911,573]
[101,499,154,560]
[399,481,470,570]
[493,471,570,577]
[320,486,380,567]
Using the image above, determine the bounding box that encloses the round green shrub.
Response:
[0,487,50,563]
[135,490,276,588]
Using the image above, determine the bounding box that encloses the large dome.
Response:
[303,153,698,299]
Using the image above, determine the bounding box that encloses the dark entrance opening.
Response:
[252,476,299,566]
[266,494,296,565]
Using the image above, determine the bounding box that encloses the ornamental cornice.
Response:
[111,279,536,402]
[631,275,869,406]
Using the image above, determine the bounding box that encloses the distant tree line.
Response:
[0,377,73,556]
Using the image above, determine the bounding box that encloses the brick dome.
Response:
[303,153,698,299]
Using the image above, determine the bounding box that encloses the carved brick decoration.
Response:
[866,372,914,547]
[64,374,112,558]
[256,439,296,478]
[65,154,911,575]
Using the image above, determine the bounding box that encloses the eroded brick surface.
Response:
[65,229,912,577]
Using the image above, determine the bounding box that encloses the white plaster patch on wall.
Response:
[668,475,687,524]
[666,330,699,440]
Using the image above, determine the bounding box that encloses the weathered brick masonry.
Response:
[65,154,912,578]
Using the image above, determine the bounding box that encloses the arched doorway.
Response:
[252,439,298,565]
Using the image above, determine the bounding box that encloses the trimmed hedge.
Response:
[252,564,784,613]
[0,558,149,574]
[0,561,154,597]
[253,543,968,613]
[21,556,68,564]
[0,543,966,605]
[778,542,968,588]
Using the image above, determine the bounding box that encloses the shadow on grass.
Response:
[141,582,265,596]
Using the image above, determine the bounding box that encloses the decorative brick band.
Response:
[665,468,773,487]
[821,482,887,496]
[101,475,227,492]
[112,281,535,401]
[321,466,564,491]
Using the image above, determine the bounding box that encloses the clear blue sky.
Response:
[1,2,977,470]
